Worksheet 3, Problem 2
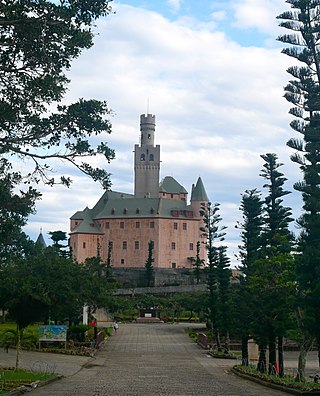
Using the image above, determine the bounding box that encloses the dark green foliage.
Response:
[236,189,264,365]
[259,153,293,255]
[237,189,264,275]
[106,241,113,279]
[255,154,294,373]
[0,159,40,264]
[48,230,70,257]
[200,202,228,350]
[236,155,295,371]
[0,246,112,330]
[277,1,320,379]
[0,0,114,187]
[188,241,204,284]
[145,240,154,287]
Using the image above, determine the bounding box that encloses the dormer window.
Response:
[123,208,128,214]
[111,208,115,214]
[150,207,154,214]
[136,208,140,214]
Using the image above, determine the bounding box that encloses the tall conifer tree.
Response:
[277,1,320,379]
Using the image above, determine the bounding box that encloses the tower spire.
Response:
[134,114,160,198]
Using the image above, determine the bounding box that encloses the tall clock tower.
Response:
[134,114,160,198]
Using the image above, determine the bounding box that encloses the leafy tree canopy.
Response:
[0,159,40,264]
[0,0,114,187]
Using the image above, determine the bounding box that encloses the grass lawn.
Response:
[0,369,55,393]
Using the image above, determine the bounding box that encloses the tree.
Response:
[188,241,204,284]
[236,189,264,365]
[106,240,113,279]
[145,240,154,287]
[0,159,40,265]
[259,153,294,375]
[200,201,227,351]
[277,1,320,380]
[48,230,70,257]
[0,0,114,187]
[215,246,232,353]
[1,245,111,368]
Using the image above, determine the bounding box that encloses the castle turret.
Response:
[134,114,160,198]
[190,177,209,218]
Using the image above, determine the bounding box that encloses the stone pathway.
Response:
[25,323,294,395]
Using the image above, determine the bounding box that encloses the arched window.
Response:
[149,154,154,161]
[140,153,145,161]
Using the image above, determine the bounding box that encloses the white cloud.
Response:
[230,0,286,36]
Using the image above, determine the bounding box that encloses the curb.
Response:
[231,368,320,395]
[3,375,63,395]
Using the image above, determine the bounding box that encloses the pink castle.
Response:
[70,114,208,269]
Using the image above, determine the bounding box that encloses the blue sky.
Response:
[23,0,301,265]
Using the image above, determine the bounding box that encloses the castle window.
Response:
[136,221,140,229]
[172,262,176,269]
[135,241,140,250]
[108,241,113,248]
[150,221,155,229]
[75,221,78,226]
[173,222,178,230]
[171,242,176,250]
[121,259,125,265]
[149,154,154,161]
[83,242,86,249]
[140,153,145,161]
[189,243,194,250]
[183,223,187,230]
[123,208,128,214]
[148,134,151,139]
[106,222,110,229]
[120,222,125,229]
[122,241,127,250]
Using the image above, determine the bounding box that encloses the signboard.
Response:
[38,325,67,342]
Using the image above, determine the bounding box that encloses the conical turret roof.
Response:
[191,177,208,201]
[36,231,46,247]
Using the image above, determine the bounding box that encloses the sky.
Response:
[24,0,302,265]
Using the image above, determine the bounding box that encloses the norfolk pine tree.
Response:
[188,241,204,284]
[277,1,320,380]
[236,189,264,366]
[200,202,227,351]
[260,153,294,375]
[248,154,294,374]
[145,240,154,287]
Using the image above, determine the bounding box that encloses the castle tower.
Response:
[134,114,160,198]
[190,177,209,218]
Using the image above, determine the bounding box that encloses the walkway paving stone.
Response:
[26,323,294,395]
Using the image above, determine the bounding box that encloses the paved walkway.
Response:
[1,323,318,395]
